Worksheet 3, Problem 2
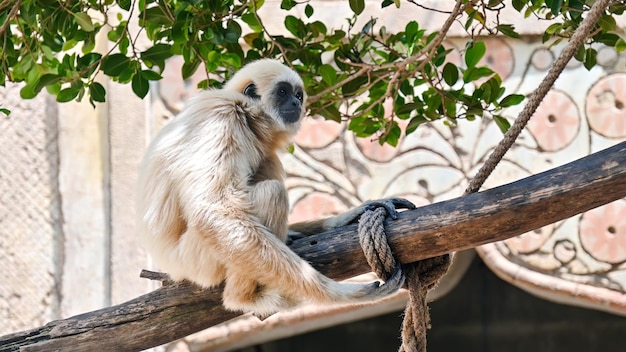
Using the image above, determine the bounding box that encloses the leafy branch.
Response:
[0,0,623,139]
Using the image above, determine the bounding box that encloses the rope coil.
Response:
[358,207,450,352]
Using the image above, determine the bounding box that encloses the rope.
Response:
[358,3,611,350]
[358,208,450,352]
[465,0,612,194]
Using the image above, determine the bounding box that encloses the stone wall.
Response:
[0,86,61,333]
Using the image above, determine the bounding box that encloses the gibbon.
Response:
[137,59,413,316]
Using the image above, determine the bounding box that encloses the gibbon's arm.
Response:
[288,198,416,240]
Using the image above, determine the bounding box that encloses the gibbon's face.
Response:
[243,80,305,125]
[224,59,307,131]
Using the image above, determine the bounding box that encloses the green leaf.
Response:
[182,60,201,80]
[73,13,95,32]
[224,20,242,43]
[595,33,619,47]
[141,69,163,81]
[599,14,617,32]
[349,0,365,15]
[462,66,493,83]
[34,74,63,95]
[583,47,597,70]
[342,76,368,96]
[0,108,10,116]
[284,15,305,37]
[381,0,394,8]
[465,41,486,68]
[406,115,428,135]
[405,21,419,41]
[57,87,81,102]
[442,62,458,86]
[118,0,131,11]
[479,75,503,104]
[396,102,422,115]
[512,0,525,11]
[241,13,262,32]
[305,4,314,18]
[78,53,103,69]
[77,53,102,77]
[141,43,172,61]
[383,122,401,147]
[548,0,563,16]
[443,96,457,118]
[616,38,626,53]
[319,64,337,85]
[497,24,521,39]
[19,85,36,100]
[545,23,562,36]
[280,0,297,10]
[132,73,150,99]
[493,114,511,133]
[319,104,341,122]
[574,44,585,62]
[499,94,525,107]
[89,82,106,103]
[141,44,173,71]
[140,7,172,25]
[101,54,131,76]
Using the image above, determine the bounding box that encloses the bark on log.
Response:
[1,141,625,352]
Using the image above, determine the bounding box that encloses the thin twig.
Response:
[407,0,453,14]
[251,0,292,68]
[0,0,21,37]
[140,270,175,285]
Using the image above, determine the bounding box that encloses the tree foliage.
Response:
[1,0,624,144]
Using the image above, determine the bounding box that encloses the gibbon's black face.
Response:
[244,81,304,124]
[273,81,304,124]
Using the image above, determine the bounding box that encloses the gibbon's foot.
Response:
[253,311,274,321]
[369,265,406,296]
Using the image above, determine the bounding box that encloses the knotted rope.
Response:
[358,207,450,352]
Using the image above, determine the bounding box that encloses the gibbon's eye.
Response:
[243,83,260,99]
[295,91,304,103]
[278,87,288,97]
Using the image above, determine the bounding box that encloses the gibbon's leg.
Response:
[250,180,289,242]
[194,211,404,315]
[288,197,416,241]
[225,180,303,315]
[170,227,227,286]
[223,267,300,315]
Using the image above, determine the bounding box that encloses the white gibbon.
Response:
[137,59,413,316]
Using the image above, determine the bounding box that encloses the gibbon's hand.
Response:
[353,197,417,220]
[287,197,416,244]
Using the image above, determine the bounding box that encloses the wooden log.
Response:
[1,141,624,352]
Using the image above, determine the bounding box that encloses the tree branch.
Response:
[1,141,624,352]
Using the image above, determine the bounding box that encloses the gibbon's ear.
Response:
[243,83,260,99]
